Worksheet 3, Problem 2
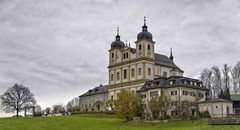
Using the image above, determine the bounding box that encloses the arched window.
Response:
[139,44,142,50]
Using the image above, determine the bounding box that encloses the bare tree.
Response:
[200,68,213,99]
[211,66,222,98]
[52,104,65,114]
[232,61,240,94]
[222,64,231,90]
[0,84,36,117]
[66,97,80,112]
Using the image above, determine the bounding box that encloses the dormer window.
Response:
[170,80,174,85]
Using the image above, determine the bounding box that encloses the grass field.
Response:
[0,114,239,130]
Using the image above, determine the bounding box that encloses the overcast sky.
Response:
[0,0,240,109]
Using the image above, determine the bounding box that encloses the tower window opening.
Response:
[148,45,150,50]
[112,53,114,58]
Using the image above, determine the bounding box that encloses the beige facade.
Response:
[139,78,209,117]
[108,38,183,100]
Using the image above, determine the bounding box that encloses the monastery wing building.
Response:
[79,17,210,115]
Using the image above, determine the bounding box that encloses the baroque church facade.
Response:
[79,17,209,116]
[108,17,183,101]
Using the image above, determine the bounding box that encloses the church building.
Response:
[79,17,209,116]
[108,17,184,100]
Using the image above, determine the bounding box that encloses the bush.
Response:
[198,110,210,118]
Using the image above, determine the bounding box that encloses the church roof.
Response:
[79,84,107,97]
[137,76,209,92]
[154,53,183,72]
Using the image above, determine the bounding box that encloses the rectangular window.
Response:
[131,69,135,77]
[183,91,188,96]
[126,53,128,58]
[163,72,167,77]
[138,68,141,75]
[111,95,113,100]
[123,69,127,79]
[141,94,146,98]
[150,91,159,97]
[116,72,120,80]
[190,92,196,96]
[198,93,204,98]
[171,91,177,96]
[147,68,151,75]
[123,53,125,59]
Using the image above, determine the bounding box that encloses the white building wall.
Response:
[199,102,233,118]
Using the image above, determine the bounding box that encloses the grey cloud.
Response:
[0,0,240,108]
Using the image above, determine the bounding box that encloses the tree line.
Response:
[200,61,240,100]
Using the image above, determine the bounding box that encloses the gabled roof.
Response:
[138,76,209,92]
[79,84,107,97]
[154,53,183,72]
[199,98,232,103]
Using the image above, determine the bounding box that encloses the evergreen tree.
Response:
[218,89,225,99]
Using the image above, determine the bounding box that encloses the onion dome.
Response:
[111,27,124,49]
[136,16,154,43]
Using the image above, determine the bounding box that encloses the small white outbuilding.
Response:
[198,98,233,118]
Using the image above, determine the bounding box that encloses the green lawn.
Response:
[0,114,239,130]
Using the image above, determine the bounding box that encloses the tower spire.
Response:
[169,48,174,61]
[116,27,120,41]
[117,27,119,36]
[144,16,146,26]
[142,16,148,31]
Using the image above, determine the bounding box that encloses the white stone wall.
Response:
[79,93,108,112]
[199,102,233,118]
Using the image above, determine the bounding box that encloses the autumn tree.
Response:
[114,89,139,121]
[0,84,36,117]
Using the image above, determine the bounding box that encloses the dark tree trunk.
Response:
[16,108,19,117]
